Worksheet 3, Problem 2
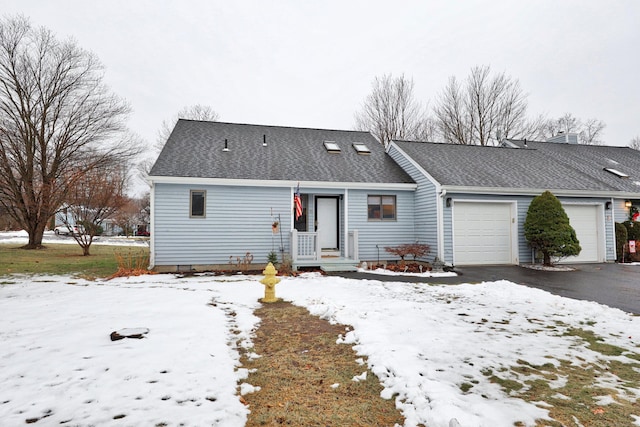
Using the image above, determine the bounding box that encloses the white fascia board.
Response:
[442,185,640,199]
[148,175,417,191]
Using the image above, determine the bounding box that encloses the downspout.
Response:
[290,186,295,258]
[436,187,445,261]
[148,181,155,269]
[609,196,615,262]
[344,188,348,258]
[290,186,294,231]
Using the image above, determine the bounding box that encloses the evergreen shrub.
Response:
[524,191,581,266]
[623,221,640,241]
[615,222,628,262]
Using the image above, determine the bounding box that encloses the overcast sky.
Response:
[5,1,640,153]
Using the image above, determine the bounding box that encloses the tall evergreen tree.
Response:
[524,191,581,266]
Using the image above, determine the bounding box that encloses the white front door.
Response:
[316,197,339,252]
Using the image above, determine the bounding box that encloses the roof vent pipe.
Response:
[263,134,267,147]
[223,139,229,152]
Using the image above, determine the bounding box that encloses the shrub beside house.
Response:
[524,191,581,266]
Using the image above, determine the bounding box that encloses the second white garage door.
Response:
[562,204,601,263]
[453,202,515,265]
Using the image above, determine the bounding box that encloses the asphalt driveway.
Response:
[333,263,640,315]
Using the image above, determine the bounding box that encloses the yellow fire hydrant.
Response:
[259,262,281,303]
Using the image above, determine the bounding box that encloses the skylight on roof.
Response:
[603,167,629,178]
[352,142,371,154]
[324,141,341,153]
[606,158,619,165]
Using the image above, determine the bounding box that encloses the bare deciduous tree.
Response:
[578,118,606,145]
[629,136,640,150]
[433,65,537,146]
[413,116,439,143]
[135,104,221,186]
[137,192,150,232]
[112,193,151,237]
[61,163,129,255]
[354,74,435,148]
[114,199,140,237]
[540,112,581,136]
[0,15,140,248]
[539,113,606,145]
[156,104,220,151]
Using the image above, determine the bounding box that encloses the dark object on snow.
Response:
[110,327,150,341]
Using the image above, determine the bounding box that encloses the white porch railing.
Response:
[291,230,320,261]
[291,229,359,262]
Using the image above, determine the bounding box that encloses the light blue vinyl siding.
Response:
[153,183,416,267]
[347,189,415,262]
[443,193,614,264]
[153,183,292,266]
[613,199,630,223]
[515,196,531,262]
[296,188,414,260]
[387,145,438,259]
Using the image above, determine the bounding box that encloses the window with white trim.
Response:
[367,195,396,220]
[190,190,206,217]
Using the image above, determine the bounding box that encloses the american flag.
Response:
[294,184,303,220]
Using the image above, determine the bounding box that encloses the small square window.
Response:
[324,141,341,153]
[368,195,396,220]
[190,190,206,217]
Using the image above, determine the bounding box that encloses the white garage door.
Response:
[563,204,600,263]
[453,202,514,265]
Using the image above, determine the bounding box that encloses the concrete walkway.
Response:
[331,263,640,315]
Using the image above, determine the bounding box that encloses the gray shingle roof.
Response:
[393,140,640,194]
[508,140,640,193]
[150,120,414,184]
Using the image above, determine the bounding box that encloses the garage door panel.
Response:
[562,205,600,263]
[453,202,513,265]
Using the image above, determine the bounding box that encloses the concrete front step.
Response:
[319,264,359,273]
[293,257,359,272]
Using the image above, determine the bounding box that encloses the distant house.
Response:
[52,205,81,230]
[148,120,416,272]
[149,121,640,271]
[388,135,640,266]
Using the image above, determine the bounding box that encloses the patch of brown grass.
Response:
[241,301,404,426]
[481,327,640,427]
[107,267,156,279]
[0,243,148,278]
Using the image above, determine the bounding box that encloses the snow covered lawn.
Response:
[1,273,640,426]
